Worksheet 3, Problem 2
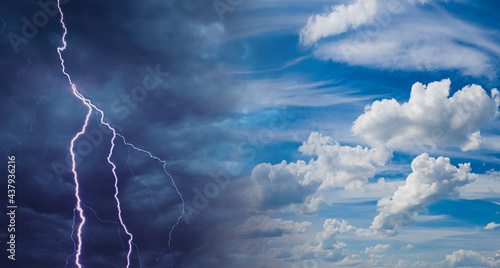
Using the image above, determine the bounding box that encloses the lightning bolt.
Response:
[7,84,55,157]
[56,1,133,267]
[80,203,126,253]
[126,146,165,220]
[116,133,185,267]
[63,208,77,268]
[81,203,144,267]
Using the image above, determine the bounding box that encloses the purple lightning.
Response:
[56,1,133,267]
[116,133,185,267]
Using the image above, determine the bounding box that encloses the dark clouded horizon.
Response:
[1,0,500,267]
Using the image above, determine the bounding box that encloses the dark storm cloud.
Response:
[0,0,263,267]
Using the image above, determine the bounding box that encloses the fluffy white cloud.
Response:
[365,244,391,254]
[298,132,390,188]
[338,254,363,266]
[444,249,500,267]
[484,222,500,230]
[251,132,390,210]
[361,153,476,236]
[235,215,312,237]
[353,79,500,151]
[300,0,500,76]
[300,0,378,46]
[292,219,355,262]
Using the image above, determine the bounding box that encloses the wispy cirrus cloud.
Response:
[300,0,500,77]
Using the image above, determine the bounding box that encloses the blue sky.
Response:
[215,0,500,267]
[1,0,500,267]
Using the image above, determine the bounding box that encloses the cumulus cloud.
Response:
[235,215,312,237]
[300,0,378,46]
[484,222,500,230]
[300,0,500,76]
[365,244,391,254]
[444,249,500,267]
[338,254,364,266]
[292,219,356,262]
[360,153,476,236]
[353,79,500,151]
[290,195,326,215]
[251,132,390,210]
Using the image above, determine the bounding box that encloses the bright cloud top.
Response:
[299,0,378,46]
[362,153,476,236]
[484,222,500,230]
[445,249,500,267]
[353,79,500,151]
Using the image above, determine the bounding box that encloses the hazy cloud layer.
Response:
[235,215,312,237]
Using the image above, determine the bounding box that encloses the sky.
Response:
[0,0,500,267]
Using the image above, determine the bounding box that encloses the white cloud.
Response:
[235,215,312,237]
[401,244,414,250]
[251,132,390,210]
[292,219,355,262]
[484,222,500,230]
[352,79,500,152]
[313,22,495,76]
[411,260,432,267]
[365,244,391,254]
[300,0,378,46]
[395,259,409,268]
[300,0,500,76]
[444,249,500,267]
[360,153,476,236]
[339,254,363,266]
[290,195,326,215]
[298,132,390,188]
